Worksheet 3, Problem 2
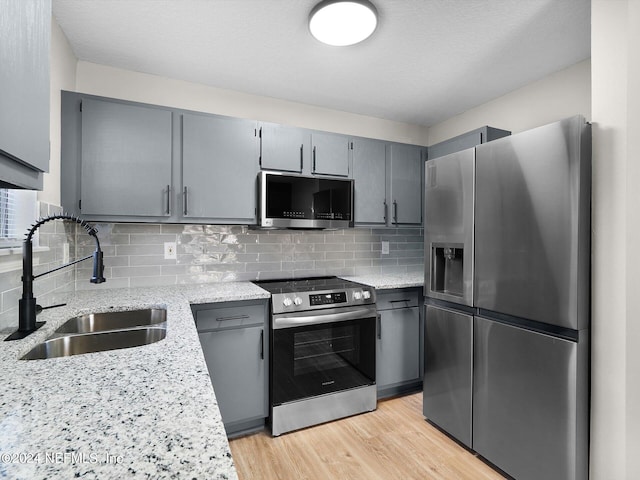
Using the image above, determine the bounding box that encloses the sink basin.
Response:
[21,327,167,360]
[54,308,167,334]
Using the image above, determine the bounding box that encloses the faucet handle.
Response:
[90,250,106,284]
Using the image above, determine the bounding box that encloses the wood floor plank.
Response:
[229,393,506,480]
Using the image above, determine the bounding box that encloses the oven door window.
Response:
[272,317,376,405]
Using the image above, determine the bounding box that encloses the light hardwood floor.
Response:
[228,393,506,480]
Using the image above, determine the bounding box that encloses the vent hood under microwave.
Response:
[258,171,354,229]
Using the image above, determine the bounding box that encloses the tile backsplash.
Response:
[75,224,424,290]
[0,214,424,330]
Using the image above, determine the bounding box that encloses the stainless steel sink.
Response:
[54,308,167,334]
[21,327,167,360]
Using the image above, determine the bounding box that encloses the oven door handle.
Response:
[273,306,377,329]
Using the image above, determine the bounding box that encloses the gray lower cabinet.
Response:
[422,303,473,448]
[0,0,50,189]
[311,132,350,177]
[182,113,258,222]
[389,143,424,226]
[376,288,422,398]
[352,138,387,225]
[80,98,173,217]
[193,300,268,436]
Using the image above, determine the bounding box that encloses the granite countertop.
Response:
[0,274,419,479]
[341,271,424,290]
[0,282,270,480]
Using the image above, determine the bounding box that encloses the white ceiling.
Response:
[52,0,591,127]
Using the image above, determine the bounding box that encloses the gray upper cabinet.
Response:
[80,98,173,217]
[352,138,387,225]
[427,126,510,160]
[389,143,424,225]
[259,122,308,173]
[182,113,258,223]
[311,132,350,177]
[0,0,50,189]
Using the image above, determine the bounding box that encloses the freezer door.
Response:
[423,304,473,447]
[424,148,474,306]
[473,316,589,480]
[474,115,591,329]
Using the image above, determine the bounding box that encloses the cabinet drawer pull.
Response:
[260,329,264,359]
[389,299,411,304]
[216,314,251,322]
[183,186,188,215]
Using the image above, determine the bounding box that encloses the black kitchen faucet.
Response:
[4,214,106,341]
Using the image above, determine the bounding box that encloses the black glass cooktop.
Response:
[253,276,361,294]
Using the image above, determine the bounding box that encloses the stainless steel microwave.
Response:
[258,171,354,229]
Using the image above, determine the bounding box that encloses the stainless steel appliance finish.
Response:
[258,171,354,229]
[424,148,475,306]
[423,304,473,448]
[473,316,589,480]
[422,115,591,480]
[474,115,591,330]
[255,276,377,436]
[271,385,377,437]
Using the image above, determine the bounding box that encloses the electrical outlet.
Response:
[381,241,389,255]
[164,242,177,260]
[62,242,69,264]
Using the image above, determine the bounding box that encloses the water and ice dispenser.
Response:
[431,245,465,298]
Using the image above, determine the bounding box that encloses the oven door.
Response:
[271,305,376,406]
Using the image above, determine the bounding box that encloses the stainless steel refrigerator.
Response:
[423,115,590,480]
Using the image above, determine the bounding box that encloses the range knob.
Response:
[294,297,303,306]
[283,297,293,307]
[362,290,371,300]
[353,291,362,300]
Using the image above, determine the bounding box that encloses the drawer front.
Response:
[196,304,265,331]
[376,288,420,310]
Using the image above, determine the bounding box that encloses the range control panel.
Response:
[309,292,347,306]
[270,286,375,314]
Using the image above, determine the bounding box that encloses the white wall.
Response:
[41,18,77,206]
[591,2,640,479]
[74,62,429,146]
[427,59,591,145]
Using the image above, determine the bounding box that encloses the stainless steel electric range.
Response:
[254,276,378,436]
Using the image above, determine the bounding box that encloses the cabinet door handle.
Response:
[377,314,382,339]
[393,200,398,225]
[166,185,171,215]
[312,146,317,172]
[260,329,264,360]
[300,144,304,172]
[383,201,388,223]
[183,186,188,216]
[215,314,250,322]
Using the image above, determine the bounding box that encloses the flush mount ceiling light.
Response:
[309,0,378,47]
